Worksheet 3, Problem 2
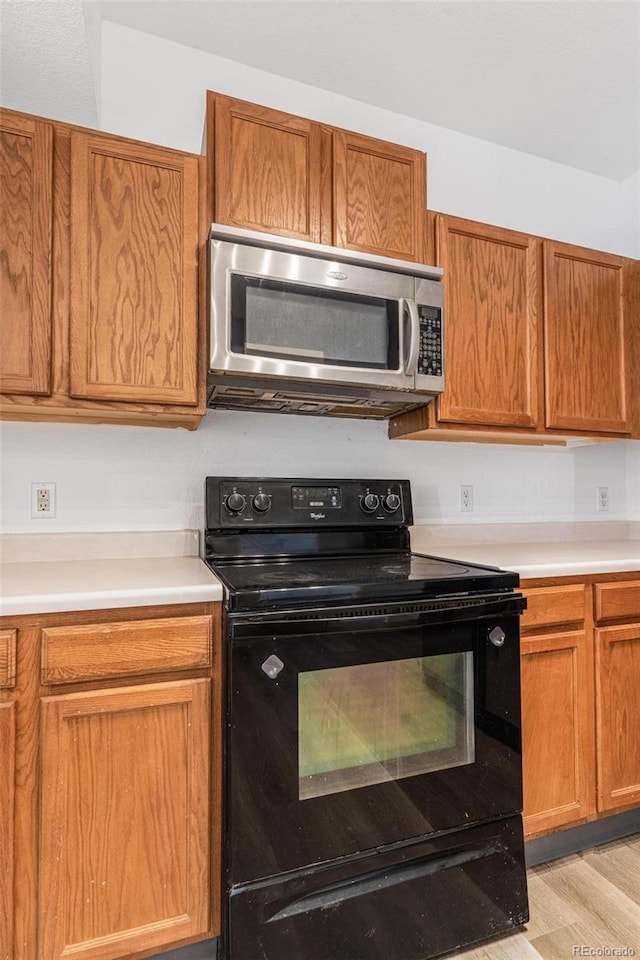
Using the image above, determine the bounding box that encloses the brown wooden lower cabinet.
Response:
[521,629,595,835]
[0,701,15,960]
[596,622,640,813]
[1,602,221,960]
[520,573,640,840]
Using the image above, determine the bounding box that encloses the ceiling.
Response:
[97,0,640,181]
[1,1,638,181]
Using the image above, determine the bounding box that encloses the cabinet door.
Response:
[212,93,323,242]
[596,624,640,813]
[521,631,595,837]
[333,129,425,262]
[0,111,53,396]
[544,241,629,433]
[0,702,15,960]
[435,215,541,428]
[69,132,200,405]
[39,679,210,960]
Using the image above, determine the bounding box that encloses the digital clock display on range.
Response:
[291,486,342,509]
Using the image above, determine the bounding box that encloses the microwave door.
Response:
[210,241,417,392]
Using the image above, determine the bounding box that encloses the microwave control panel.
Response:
[417,306,443,378]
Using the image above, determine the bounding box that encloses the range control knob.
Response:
[225,492,246,514]
[383,493,401,513]
[361,493,380,513]
[252,493,271,513]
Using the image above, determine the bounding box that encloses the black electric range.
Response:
[204,477,529,960]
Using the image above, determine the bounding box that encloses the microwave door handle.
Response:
[403,298,420,376]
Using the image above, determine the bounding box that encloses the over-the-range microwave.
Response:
[208,224,444,419]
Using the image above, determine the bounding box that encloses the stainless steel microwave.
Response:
[208,224,444,419]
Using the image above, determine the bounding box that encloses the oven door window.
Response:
[230,275,400,370]
[299,652,474,800]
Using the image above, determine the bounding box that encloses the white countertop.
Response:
[1,525,639,617]
[410,526,640,580]
[0,531,224,617]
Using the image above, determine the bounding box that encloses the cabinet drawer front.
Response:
[521,584,586,630]
[42,616,212,684]
[595,580,640,623]
[0,629,17,688]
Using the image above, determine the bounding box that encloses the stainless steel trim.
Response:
[404,299,420,376]
[210,222,443,280]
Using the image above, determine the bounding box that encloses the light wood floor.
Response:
[456,833,640,960]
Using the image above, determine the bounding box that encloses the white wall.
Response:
[0,20,637,536]
[101,22,638,258]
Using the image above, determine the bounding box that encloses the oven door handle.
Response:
[229,594,526,640]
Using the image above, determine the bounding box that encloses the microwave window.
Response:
[230,276,399,370]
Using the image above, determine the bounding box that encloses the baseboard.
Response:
[525,808,640,867]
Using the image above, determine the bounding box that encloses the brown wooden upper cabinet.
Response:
[332,129,425,261]
[207,92,426,262]
[0,110,53,396]
[544,241,630,434]
[0,110,205,429]
[390,213,636,444]
[69,131,200,406]
[433,214,541,429]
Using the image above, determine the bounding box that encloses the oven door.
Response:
[226,595,523,885]
[210,238,419,391]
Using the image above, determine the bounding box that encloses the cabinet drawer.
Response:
[595,580,640,623]
[0,629,17,688]
[521,584,586,630]
[41,616,212,684]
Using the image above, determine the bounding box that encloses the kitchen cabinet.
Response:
[0,629,17,960]
[389,214,637,445]
[429,213,542,429]
[0,110,53,396]
[594,580,640,814]
[332,127,425,261]
[0,109,206,429]
[0,602,222,960]
[544,241,630,433]
[206,92,426,261]
[520,585,595,837]
[208,92,324,243]
[520,573,640,840]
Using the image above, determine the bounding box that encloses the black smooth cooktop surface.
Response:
[209,551,519,611]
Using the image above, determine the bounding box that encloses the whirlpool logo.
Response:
[310,512,326,520]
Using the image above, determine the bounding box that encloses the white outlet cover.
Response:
[31,482,56,519]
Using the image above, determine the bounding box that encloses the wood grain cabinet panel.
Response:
[434,215,541,428]
[0,630,17,688]
[521,584,586,631]
[544,241,629,433]
[332,129,425,262]
[41,615,212,684]
[211,93,323,243]
[521,630,595,837]
[596,623,640,813]
[595,580,640,623]
[69,132,200,406]
[0,111,53,396]
[0,702,15,960]
[38,679,211,960]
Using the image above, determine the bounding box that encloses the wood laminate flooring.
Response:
[455,833,640,960]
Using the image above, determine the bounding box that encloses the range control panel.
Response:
[417,305,443,378]
[205,477,413,528]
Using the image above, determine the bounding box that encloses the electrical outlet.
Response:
[31,482,56,519]
[460,484,474,513]
[596,486,609,512]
